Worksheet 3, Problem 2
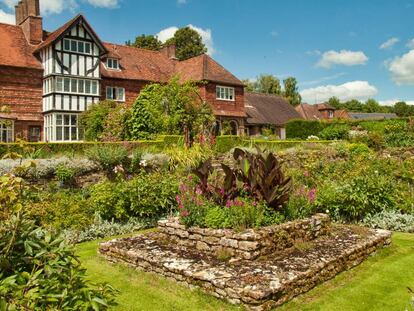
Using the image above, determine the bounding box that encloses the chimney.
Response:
[15,0,43,45]
[160,44,177,59]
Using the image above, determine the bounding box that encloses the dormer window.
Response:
[106,58,120,70]
[216,86,235,101]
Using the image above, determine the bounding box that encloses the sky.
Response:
[1,0,414,105]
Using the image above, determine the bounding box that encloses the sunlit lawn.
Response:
[76,232,414,311]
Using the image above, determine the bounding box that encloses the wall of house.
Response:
[101,78,148,107]
[0,66,43,141]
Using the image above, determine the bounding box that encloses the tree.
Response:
[169,27,207,61]
[130,34,162,51]
[283,77,301,106]
[242,75,281,95]
[395,101,410,117]
[327,97,342,109]
[128,77,215,146]
[79,101,118,141]
[242,79,256,92]
[363,98,384,113]
[343,99,364,112]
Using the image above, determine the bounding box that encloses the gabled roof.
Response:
[175,54,244,86]
[101,43,175,82]
[34,14,107,54]
[315,103,335,110]
[0,22,42,69]
[245,92,302,126]
[295,103,324,120]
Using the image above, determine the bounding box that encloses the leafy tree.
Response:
[394,101,414,117]
[327,96,342,109]
[128,77,215,146]
[243,75,281,95]
[80,101,129,141]
[283,77,301,106]
[343,99,364,112]
[168,27,207,60]
[242,79,256,92]
[130,34,162,51]
[364,98,384,113]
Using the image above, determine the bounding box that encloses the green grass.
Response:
[76,232,414,311]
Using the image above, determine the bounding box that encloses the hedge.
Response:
[215,135,242,153]
[242,139,337,151]
[286,119,327,139]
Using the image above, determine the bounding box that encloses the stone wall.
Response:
[157,213,330,260]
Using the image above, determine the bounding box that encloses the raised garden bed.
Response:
[157,214,330,260]
[99,215,391,310]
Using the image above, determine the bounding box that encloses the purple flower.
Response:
[308,188,317,203]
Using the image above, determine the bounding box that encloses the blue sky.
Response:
[2,0,414,105]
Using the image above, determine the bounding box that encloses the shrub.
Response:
[89,172,179,221]
[316,174,396,221]
[166,143,213,171]
[347,143,371,156]
[286,120,325,139]
[215,135,242,153]
[100,103,130,141]
[55,163,76,185]
[63,214,153,244]
[0,214,117,310]
[130,148,144,173]
[362,210,414,232]
[140,153,170,171]
[318,124,350,140]
[205,206,230,229]
[86,145,129,178]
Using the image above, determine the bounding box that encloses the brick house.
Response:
[0,0,295,142]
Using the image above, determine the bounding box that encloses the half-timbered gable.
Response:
[35,15,107,142]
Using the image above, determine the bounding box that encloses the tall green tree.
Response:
[168,27,207,61]
[327,96,342,109]
[283,77,301,106]
[243,75,282,95]
[394,101,413,116]
[130,34,162,51]
[363,98,384,113]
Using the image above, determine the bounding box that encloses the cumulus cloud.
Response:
[406,38,414,49]
[2,0,78,15]
[2,0,117,14]
[317,50,369,68]
[85,0,119,8]
[388,50,414,85]
[379,37,400,49]
[300,81,378,103]
[0,9,14,24]
[156,24,215,55]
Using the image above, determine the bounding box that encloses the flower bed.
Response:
[158,214,330,260]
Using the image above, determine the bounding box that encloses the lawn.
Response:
[76,232,414,311]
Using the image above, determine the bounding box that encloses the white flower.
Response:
[307,135,320,141]
[326,210,330,214]
[140,160,148,167]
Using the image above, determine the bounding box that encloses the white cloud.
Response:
[85,0,119,8]
[379,99,414,106]
[270,30,278,37]
[388,50,414,85]
[177,0,187,4]
[300,81,378,103]
[0,9,14,24]
[156,24,215,55]
[317,50,368,68]
[406,38,414,49]
[2,0,78,15]
[380,37,400,49]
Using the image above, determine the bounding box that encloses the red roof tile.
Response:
[0,22,42,69]
[295,104,324,120]
[101,43,175,82]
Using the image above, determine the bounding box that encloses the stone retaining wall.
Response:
[157,213,330,260]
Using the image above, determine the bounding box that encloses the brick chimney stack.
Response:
[15,0,43,45]
[160,44,177,60]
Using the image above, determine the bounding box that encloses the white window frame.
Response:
[328,110,334,118]
[0,119,14,143]
[55,77,99,96]
[44,113,82,142]
[216,86,235,101]
[106,58,120,70]
[63,38,92,55]
[106,86,125,102]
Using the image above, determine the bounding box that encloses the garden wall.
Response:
[157,214,330,260]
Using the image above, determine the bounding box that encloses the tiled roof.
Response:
[101,43,175,82]
[315,103,334,110]
[175,54,244,86]
[245,93,302,126]
[348,113,398,120]
[295,103,324,120]
[0,22,42,69]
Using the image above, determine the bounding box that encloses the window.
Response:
[44,113,81,142]
[328,110,334,118]
[106,58,120,70]
[0,120,14,143]
[63,38,92,55]
[106,87,125,101]
[216,86,235,101]
[55,77,99,95]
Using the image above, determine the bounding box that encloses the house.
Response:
[245,92,301,139]
[295,103,336,120]
[296,103,397,121]
[0,0,248,142]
